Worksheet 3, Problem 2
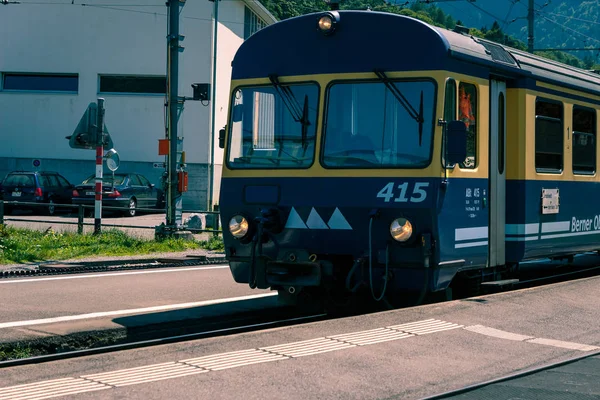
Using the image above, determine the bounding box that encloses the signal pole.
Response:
[94,98,105,235]
[166,0,183,230]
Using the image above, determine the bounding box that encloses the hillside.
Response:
[259,0,599,70]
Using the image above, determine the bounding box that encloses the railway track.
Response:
[0,255,227,279]
[2,255,599,368]
[0,305,327,368]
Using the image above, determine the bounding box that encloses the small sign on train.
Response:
[541,188,559,214]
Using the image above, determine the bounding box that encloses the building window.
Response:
[99,75,166,95]
[244,6,266,40]
[572,106,596,174]
[458,82,477,169]
[2,73,78,92]
[535,99,563,172]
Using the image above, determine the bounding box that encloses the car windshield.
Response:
[82,174,126,185]
[3,174,35,187]
[226,83,318,169]
[322,80,436,168]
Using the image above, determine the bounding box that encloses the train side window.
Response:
[442,78,456,167]
[572,106,596,175]
[535,99,563,173]
[458,82,477,169]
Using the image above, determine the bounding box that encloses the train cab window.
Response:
[322,79,436,168]
[442,79,457,167]
[458,82,477,169]
[535,99,563,173]
[226,83,319,169]
[572,106,596,175]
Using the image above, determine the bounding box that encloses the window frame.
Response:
[572,105,596,175]
[98,75,166,96]
[244,6,267,40]
[320,77,438,170]
[457,81,478,170]
[1,73,79,94]
[442,78,457,169]
[225,81,321,170]
[534,97,564,174]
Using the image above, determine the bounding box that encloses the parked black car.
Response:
[72,173,164,217]
[0,171,74,215]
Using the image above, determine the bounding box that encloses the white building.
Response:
[0,0,276,211]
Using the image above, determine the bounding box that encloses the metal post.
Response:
[94,98,105,235]
[78,204,84,234]
[166,0,182,230]
[527,0,534,53]
[213,204,220,237]
[208,0,219,212]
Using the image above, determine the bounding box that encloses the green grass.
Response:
[0,345,33,361]
[0,224,224,265]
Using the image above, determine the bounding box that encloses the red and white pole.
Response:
[94,98,105,235]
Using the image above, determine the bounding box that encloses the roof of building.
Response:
[243,0,278,24]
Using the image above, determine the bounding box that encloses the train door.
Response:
[489,80,506,267]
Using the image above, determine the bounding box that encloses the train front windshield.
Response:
[227,83,319,169]
[226,79,436,169]
[323,80,435,168]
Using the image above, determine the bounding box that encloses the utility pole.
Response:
[527,0,534,53]
[166,0,183,230]
[208,0,219,212]
[94,98,105,235]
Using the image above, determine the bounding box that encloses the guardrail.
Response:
[0,200,221,237]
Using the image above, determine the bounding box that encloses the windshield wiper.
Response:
[268,74,311,149]
[373,69,425,145]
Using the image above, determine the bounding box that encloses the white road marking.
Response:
[526,338,600,352]
[0,377,109,399]
[388,319,464,335]
[0,293,277,329]
[261,337,356,358]
[82,362,208,387]
[465,325,599,351]
[0,265,229,284]
[328,328,413,346]
[464,325,534,341]
[181,349,287,371]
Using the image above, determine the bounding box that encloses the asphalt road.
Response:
[1,275,599,400]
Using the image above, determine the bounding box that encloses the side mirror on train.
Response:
[219,126,226,149]
[445,120,468,166]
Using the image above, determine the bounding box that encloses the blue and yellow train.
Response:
[218,9,600,303]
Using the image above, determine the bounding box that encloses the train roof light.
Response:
[317,12,339,36]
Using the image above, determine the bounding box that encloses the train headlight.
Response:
[317,12,339,35]
[390,218,413,242]
[229,215,249,239]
